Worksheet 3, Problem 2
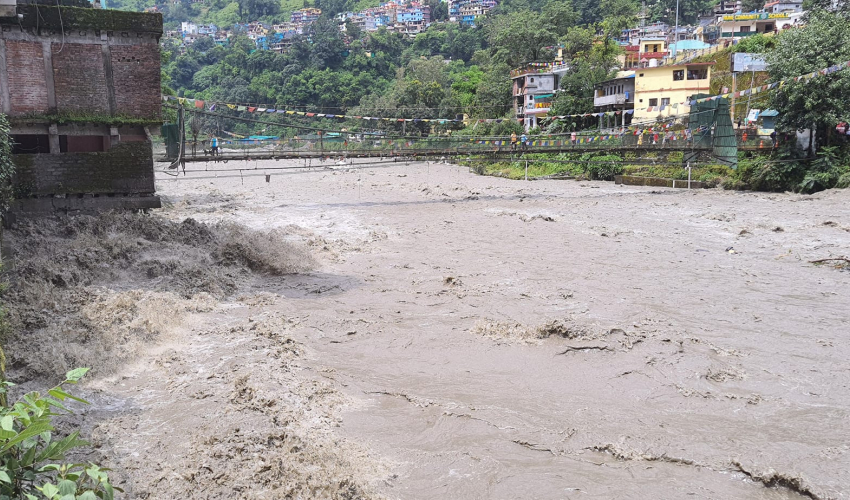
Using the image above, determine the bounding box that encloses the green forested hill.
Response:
[154,0,676,136]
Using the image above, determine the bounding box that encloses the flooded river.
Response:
[8,158,850,498]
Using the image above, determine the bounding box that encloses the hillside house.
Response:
[593,73,635,126]
[633,62,714,122]
[511,65,559,131]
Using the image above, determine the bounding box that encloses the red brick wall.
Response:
[110,44,161,119]
[6,41,49,115]
[52,43,110,114]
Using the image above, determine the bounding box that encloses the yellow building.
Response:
[639,37,667,56]
[633,62,714,122]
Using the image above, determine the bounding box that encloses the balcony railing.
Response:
[593,94,629,107]
[525,103,551,114]
[510,65,556,78]
[639,51,668,60]
[721,31,760,37]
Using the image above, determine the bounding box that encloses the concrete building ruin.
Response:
[0,0,162,212]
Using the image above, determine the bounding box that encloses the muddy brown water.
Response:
[18,160,850,498]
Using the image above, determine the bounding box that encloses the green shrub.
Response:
[0,368,117,500]
[666,151,684,163]
[584,154,623,180]
[0,115,16,215]
[798,146,850,193]
[730,147,808,192]
[732,33,776,53]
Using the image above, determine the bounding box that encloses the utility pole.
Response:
[731,71,737,124]
[672,0,680,58]
[744,65,756,126]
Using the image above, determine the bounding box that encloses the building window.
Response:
[687,68,708,80]
[661,98,670,106]
[639,73,644,77]
[673,70,684,81]
[11,135,50,154]
[59,136,107,153]
[740,26,751,32]
[648,98,658,106]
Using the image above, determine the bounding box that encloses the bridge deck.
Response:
[157,144,727,164]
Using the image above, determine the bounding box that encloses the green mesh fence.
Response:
[688,93,738,168]
[162,123,180,160]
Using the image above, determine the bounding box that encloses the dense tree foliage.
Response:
[767,9,850,149]
[547,32,619,129]
[649,0,716,25]
[160,0,612,124]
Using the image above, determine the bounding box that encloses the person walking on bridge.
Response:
[520,133,528,152]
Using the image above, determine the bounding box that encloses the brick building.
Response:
[0,1,163,212]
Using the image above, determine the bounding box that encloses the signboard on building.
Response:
[747,109,760,123]
[732,53,769,72]
[722,12,789,20]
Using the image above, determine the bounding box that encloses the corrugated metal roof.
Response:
[669,40,711,51]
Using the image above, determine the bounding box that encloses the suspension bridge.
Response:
[158,97,777,170]
[156,132,779,165]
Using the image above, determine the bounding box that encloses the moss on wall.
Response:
[10,112,160,127]
[17,0,91,8]
[3,6,163,34]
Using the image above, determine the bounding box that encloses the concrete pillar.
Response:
[41,41,57,111]
[101,34,117,115]
[48,123,60,153]
[110,126,120,150]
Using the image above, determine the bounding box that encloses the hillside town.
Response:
[511,0,804,130]
[169,0,490,48]
[168,0,802,55]
[164,0,810,136]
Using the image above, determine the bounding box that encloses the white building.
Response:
[511,65,559,131]
[180,21,198,35]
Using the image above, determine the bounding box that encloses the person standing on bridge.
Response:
[210,136,219,156]
[520,132,528,152]
[511,132,518,152]
[571,131,577,145]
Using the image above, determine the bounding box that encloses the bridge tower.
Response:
[689,94,738,168]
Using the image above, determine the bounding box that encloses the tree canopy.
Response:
[767,9,850,148]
